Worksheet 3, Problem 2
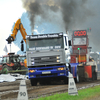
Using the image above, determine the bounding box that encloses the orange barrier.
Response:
[84,65,92,78]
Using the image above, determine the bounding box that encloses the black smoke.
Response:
[21,0,93,32]
[21,0,100,52]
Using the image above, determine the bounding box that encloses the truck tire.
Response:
[30,79,37,86]
[40,80,50,85]
[94,72,97,80]
[2,65,12,74]
[75,72,79,83]
[75,69,79,83]
[64,77,68,84]
[92,71,97,80]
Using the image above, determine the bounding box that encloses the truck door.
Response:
[64,36,70,63]
[64,36,68,50]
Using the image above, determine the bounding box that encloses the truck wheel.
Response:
[64,77,68,84]
[40,81,46,85]
[30,79,37,86]
[94,72,97,80]
[92,71,97,80]
[75,71,79,83]
[2,65,12,74]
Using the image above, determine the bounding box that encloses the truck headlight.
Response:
[56,56,60,59]
[29,70,35,73]
[57,60,60,62]
[31,62,35,65]
[57,67,64,70]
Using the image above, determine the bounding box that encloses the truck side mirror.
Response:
[68,40,71,46]
[65,48,67,50]
[21,40,24,51]
[21,43,24,51]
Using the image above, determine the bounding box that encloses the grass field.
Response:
[33,85,100,100]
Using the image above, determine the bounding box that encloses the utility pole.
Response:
[78,48,81,63]
[10,44,11,53]
[79,48,80,63]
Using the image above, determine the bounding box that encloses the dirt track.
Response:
[0,78,100,100]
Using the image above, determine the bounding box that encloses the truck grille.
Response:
[30,55,60,66]
[36,73,57,77]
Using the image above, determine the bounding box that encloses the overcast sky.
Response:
[0,0,26,56]
[0,0,100,56]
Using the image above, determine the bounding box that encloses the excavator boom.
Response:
[6,19,27,44]
[6,19,27,68]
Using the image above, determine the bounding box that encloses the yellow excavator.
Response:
[6,19,27,68]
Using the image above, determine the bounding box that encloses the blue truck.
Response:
[25,33,79,86]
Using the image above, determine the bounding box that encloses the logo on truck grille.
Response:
[41,57,49,60]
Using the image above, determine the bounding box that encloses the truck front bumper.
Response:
[28,65,69,79]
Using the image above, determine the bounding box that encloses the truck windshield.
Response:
[26,37,64,51]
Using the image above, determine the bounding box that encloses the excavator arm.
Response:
[6,19,27,68]
[6,19,27,44]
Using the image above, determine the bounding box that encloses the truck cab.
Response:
[26,32,71,85]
